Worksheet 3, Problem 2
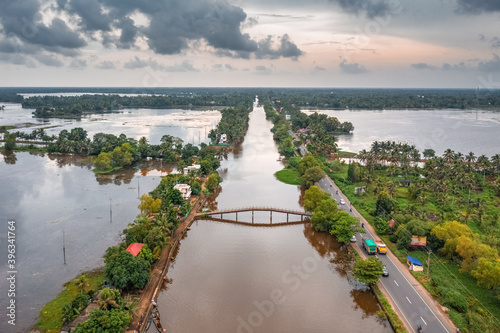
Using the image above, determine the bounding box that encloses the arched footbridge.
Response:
[196,207,311,224]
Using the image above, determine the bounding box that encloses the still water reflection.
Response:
[153,105,391,333]
[303,109,500,157]
[0,153,164,332]
[0,103,221,145]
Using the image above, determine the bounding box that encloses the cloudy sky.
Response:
[0,0,499,88]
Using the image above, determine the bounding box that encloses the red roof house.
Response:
[126,243,145,256]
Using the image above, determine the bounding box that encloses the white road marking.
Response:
[320,178,450,332]
[406,296,412,304]
[394,280,399,287]
[421,317,427,325]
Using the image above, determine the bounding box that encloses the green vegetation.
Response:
[263,88,500,109]
[209,106,251,145]
[274,168,302,185]
[374,286,408,333]
[328,140,500,332]
[36,271,105,333]
[304,186,362,241]
[23,93,253,118]
[353,256,384,286]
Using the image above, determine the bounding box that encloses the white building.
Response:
[173,184,192,200]
[220,133,228,143]
[183,164,201,174]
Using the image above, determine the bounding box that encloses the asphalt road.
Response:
[317,176,452,333]
[287,129,307,156]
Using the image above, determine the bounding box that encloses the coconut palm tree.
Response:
[443,149,455,163]
[75,275,89,294]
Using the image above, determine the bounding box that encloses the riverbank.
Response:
[130,190,207,332]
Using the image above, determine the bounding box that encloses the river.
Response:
[303,109,500,157]
[150,102,392,333]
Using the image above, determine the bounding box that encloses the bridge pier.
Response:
[287,213,289,223]
[252,210,254,224]
[301,214,303,221]
[270,211,272,223]
[236,212,238,222]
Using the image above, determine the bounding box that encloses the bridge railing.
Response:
[199,206,311,215]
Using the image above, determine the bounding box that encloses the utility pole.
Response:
[137,176,140,198]
[63,229,66,265]
[109,198,112,222]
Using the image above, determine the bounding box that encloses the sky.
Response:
[0,0,499,88]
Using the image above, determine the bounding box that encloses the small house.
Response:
[219,134,228,144]
[173,184,192,200]
[406,256,424,272]
[183,164,201,174]
[126,243,145,256]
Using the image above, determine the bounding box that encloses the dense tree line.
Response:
[22,93,253,118]
[264,101,352,157]
[260,88,500,109]
[208,105,251,145]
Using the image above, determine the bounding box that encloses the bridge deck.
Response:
[196,207,311,216]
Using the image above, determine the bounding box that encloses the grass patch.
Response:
[275,168,302,185]
[374,285,408,333]
[35,270,105,333]
[337,150,357,158]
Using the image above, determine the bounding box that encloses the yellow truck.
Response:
[375,240,387,254]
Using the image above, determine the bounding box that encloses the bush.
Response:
[444,290,469,313]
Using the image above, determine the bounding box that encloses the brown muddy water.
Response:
[150,104,392,333]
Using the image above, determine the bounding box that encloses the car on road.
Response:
[350,235,356,243]
[339,199,346,205]
[382,266,389,277]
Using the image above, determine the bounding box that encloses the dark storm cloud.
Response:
[0,0,302,62]
[0,0,86,50]
[64,0,113,31]
[411,63,437,70]
[477,54,500,72]
[456,0,500,14]
[339,60,368,74]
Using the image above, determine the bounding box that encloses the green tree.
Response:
[353,257,384,286]
[104,247,150,290]
[75,275,90,294]
[304,186,328,212]
[138,194,162,215]
[431,221,473,257]
[73,309,130,333]
[374,217,390,235]
[374,191,393,218]
[167,189,184,205]
[3,131,16,151]
[206,172,220,193]
[471,258,500,289]
[298,154,322,174]
[94,152,112,171]
[329,211,362,244]
[310,197,338,232]
[301,166,326,188]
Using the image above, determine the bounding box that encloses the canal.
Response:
[151,102,392,332]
